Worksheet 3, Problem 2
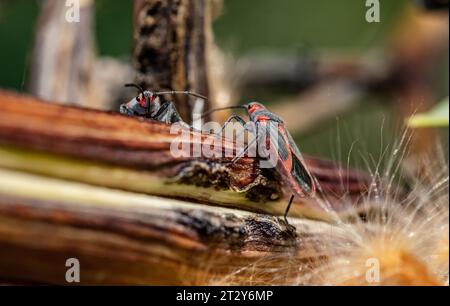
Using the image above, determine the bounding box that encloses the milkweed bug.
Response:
[120,83,208,126]
[204,102,316,224]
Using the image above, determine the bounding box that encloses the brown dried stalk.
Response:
[0,90,372,220]
[0,90,376,284]
[0,173,342,285]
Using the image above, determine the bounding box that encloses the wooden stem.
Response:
[0,170,340,285]
[0,90,377,284]
[0,90,373,221]
[133,0,212,121]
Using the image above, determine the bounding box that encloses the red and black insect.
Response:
[205,102,316,223]
[120,83,208,126]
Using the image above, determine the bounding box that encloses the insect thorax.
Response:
[252,109,284,123]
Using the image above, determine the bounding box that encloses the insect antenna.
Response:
[125,83,146,97]
[155,90,209,101]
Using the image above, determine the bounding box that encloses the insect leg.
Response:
[284,194,295,224]
[212,115,257,165]
[214,115,247,136]
[234,119,256,139]
[230,124,261,165]
[154,101,186,125]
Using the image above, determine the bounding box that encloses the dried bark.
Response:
[0,180,341,285]
[0,90,379,284]
[133,0,213,121]
[0,90,373,220]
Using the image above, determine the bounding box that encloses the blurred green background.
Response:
[0,0,407,88]
[0,0,448,168]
